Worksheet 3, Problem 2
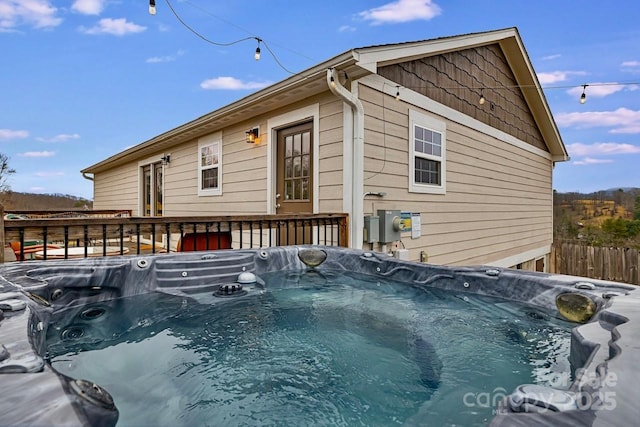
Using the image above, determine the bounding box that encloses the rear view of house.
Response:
[82,27,568,271]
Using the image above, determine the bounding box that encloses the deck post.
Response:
[0,205,4,263]
[339,214,349,248]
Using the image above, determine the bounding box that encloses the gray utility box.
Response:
[377,209,402,243]
[363,215,380,243]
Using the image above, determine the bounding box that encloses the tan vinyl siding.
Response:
[90,93,345,217]
[318,98,344,212]
[92,164,138,212]
[164,125,268,216]
[360,83,553,266]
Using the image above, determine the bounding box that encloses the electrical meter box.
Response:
[363,215,380,243]
[377,209,402,243]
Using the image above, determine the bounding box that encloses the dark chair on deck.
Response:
[176,232,232,252]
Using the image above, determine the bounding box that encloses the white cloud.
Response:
[36,133,80,142]
[0,0,62,31]
[556,108,640,134]
[0,128,29,140]
[567,142,640,157]
[146,50,185,64]
[200,76,272,90]
[572,157,615,166]
[35,171,64,176]
[338,25,356,33]
[541,54,561,61]
[29,186,45,192]
[621,61,640,67]
[146,55,175,64]
[536,70,586,85]
[71,0,105,15]
[20,150,55,157]
[610,124,640,134]
[80,18,146,36]
[621,60,640,74]
[565,82,635,99]
[358,0,441,25]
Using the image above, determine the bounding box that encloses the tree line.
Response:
[554,189,640,248]
[0,152,92,211]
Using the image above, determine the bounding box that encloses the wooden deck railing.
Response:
[0,208,349,262]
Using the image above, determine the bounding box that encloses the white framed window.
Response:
[409,110,446,194]
[198,132,222,196]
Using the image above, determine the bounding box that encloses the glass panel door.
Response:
[142,162,163,217]
[276,122,313,245]
[154,162,163,216]
[142,165,151,216]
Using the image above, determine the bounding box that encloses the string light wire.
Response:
[182,0,316,63]
[389,81,640,92]
[159,1,639,94]
[163,0,296,74]
[164,0,255,47]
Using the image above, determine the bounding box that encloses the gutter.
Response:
[82,172,94,181]
[326,68,365,249]
[82,51,358,175]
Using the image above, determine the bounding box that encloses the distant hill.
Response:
[0,191,93,211]
[554,187,640,248]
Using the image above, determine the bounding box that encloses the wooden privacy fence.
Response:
[0,207,349,262]
[550,241,640,286]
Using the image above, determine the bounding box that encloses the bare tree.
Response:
[0,153,16,204]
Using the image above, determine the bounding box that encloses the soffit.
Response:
[83,56,367,174]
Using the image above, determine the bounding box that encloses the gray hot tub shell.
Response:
[0,246,638,426]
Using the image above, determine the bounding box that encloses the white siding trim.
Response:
[359,74,553,161]
[197,132,223,197]
[486,245,550,269]
[266,104,320,214]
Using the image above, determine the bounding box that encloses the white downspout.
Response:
[326,68,364,249]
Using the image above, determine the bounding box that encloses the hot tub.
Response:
[0,246,638,426]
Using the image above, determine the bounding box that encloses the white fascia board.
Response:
[355,28,516,70]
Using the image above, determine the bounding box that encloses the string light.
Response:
[163,0,295,74]
[395,85,401,100]
[152,2,640,91]
[329,74,336,88]
[254,38,261,61]
[385,80,640,110]
[580,84,588,104]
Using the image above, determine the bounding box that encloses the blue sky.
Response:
[1,0,639,199]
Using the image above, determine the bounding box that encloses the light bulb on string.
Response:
[580,84,588,104]
[254,39,261,61]
[149,0,156,15]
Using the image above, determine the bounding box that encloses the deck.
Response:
[0,208,349,262]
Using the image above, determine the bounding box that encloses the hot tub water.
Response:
[46,270,573,426]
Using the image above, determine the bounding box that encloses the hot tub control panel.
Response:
[377,209,404,243]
